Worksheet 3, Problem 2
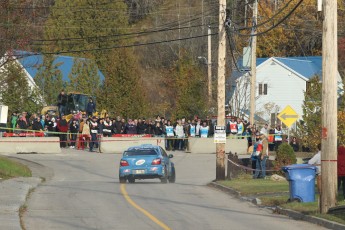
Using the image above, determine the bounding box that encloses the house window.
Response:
[259,83,268,95]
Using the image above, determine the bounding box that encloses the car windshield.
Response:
[124,149,158,156]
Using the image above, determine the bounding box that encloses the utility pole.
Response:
[320,0,338,214]
[216,0,226,180]
[245,0,248,27]
[208,26,212,105]
[249,0,258,126]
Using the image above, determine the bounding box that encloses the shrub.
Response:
[273,143,297,175]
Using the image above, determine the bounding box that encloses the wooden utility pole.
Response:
[208,26,212,105]
[320,0,338,214]
[216,0,226,180]
[249,0,257,126]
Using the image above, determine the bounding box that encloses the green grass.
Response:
[218,176,345,225]
[0,156,32,179]
[218,174,289,195]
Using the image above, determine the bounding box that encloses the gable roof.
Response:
[236,56,323,80]
[272,57,322,79]
[13,50,105,82]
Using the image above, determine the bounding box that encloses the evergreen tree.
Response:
[99,49,147,118]
[34,55,64,106]
[170,52,207,119]
[67,58,100,96]
[0,60,43,115]
[44,0,147,116]
[296,76,322,151]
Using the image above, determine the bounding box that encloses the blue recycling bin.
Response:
[282,164,317,203]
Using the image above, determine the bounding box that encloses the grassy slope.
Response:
[0,156,32,179]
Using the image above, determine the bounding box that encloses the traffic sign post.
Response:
[277,105,299,128]
[277,105,299,145]
[214,126,226,144]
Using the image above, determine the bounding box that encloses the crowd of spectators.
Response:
[8,110,301,152]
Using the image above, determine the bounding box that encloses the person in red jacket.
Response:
[57,115,69,148]
[338,146,345,199]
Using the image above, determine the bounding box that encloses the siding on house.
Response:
[255,59,307,120]
[229,56,341,123]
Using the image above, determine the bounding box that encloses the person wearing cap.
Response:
[259,132,269,178]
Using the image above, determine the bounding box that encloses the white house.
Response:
[228,56,343,125]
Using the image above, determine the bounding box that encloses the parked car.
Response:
[119,144,176,183]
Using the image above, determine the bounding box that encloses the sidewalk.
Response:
[0,157,52,230]
[208,182,345,230]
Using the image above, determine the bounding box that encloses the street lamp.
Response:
[198,56,212,104]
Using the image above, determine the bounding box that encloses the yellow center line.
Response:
[120,184,171,230]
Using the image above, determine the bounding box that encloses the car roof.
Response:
[127,144,161,152]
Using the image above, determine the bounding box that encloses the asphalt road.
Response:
[15,149,327,230]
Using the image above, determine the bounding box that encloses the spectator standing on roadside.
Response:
[200,121,209,138]
[174,119,185,150]
[338,145,345,199]
[154,122,164,136]
[17,115,28,133]
[124,119,137,134]
[228,117,237,136]
[290,137,299,152]
[165,120,175,150]
[137,118,147,134]
[86,98,96,117]
[189,119,196,137]
[113,116,124,134]
[260,123,268,136]
[195,119,201,137]
[69,119,78,149]
[32,117,43,131]
[57,90,67,117]
[274,125,283,150]
[57,115,69,148]
[237,118,244,139]
[103,117,113,137]
[10,112,18,131]
[89,116,99,152]
[308,143,321,195]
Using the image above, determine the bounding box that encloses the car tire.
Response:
[119,177,126,184]
[168,167,176,183]
[128,178,135,183]
[160,168,168,184]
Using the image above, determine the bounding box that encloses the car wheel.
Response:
[160,168,168,184]
[168,167,176,183]
[128,178,135,183]
[119,177,126,184]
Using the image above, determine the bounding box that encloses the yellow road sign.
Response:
[277,105,299,128]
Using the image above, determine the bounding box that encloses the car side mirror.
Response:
[168,154,174,158]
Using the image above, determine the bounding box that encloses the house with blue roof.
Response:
[228,56,343,125]
[5,51,105,90]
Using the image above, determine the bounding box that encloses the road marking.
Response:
[120,184,171,230]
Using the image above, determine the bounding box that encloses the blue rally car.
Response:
[119,144,176,183]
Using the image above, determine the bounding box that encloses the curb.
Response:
[208,181,345,230]
[208,182,261,205]
[275,207,345,230]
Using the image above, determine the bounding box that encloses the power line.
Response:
[18,32,219,56]
[233,0,304,37]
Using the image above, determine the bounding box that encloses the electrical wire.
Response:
[16,32,219,57]
[234,0,304,37]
